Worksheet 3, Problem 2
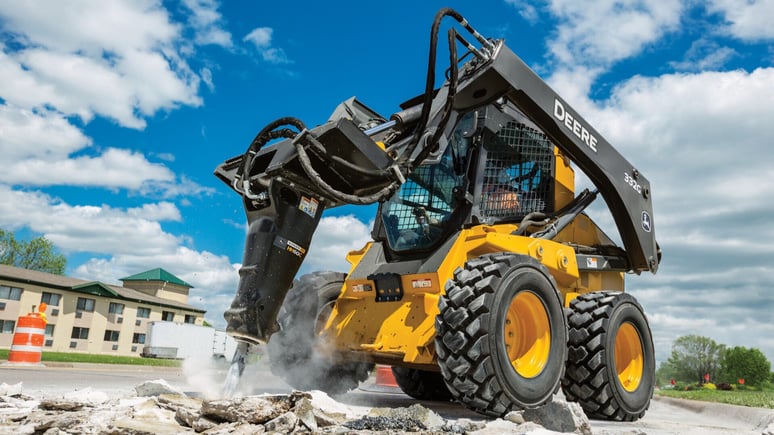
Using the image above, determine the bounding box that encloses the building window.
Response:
[136,307,151,318]
[184,315,196,324]
[162,311,174,321]
[0,285,22,301]
[41,292,61,306]
[45,324,55,336]
[71,327,89,339]
[0,319,15,334]
[108,302,125,315]
[104,330,120,342]
[132,333,146,344]
[76,297,95,312]
[45,339,54,347]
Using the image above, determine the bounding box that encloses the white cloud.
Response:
[0,105,91,161]
[243,27,292,64]
[0,1,177,57]
[0,1,202,129]
[300,215,374,275]
[708,0,774,41]
[0,186,182,256]
[243,27,272,47]
[669,39,738,72]
[0,1,223,195]
[546,0,683,68]
[594,67,774,173]
[200,67,215,92]
[0,148,175,188]
[181,0,233,48]
[505,0,540,23]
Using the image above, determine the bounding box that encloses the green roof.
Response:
[119,268,193,288]
[72,282,119,297]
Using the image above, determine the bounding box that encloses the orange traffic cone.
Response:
[7,304,47,365]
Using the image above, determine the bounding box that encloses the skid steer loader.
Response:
[215,8,660,421]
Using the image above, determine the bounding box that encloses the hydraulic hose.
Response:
[293,131,400,205]
[410,26,460,169]
[402,8,464,168]
[236,116,401,205]
[403,8,493,172]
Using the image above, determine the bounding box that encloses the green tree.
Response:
[719,346,771,386]
[0,228,67,275]
[663,335,725,384]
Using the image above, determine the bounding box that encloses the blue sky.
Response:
[2,0,774,365]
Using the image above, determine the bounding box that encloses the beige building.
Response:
[0,265,206,357]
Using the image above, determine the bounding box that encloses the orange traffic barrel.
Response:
[7,309,47,365]
[375,365,398,387]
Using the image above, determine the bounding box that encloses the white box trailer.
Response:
[142,321,237,360]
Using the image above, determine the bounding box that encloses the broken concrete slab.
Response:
[134,379,186,397]
[522,398,592,435]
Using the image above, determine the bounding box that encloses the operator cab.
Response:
[378,103,557,254]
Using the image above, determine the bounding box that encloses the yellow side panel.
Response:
[324,225,582,365]
[553,147,575,210]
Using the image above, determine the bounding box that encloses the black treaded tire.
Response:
[267,271,372,395]
[391,367,453,401]
[562,291,655,421]
[435,253,567,417]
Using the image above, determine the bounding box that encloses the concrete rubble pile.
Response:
[0,380,593,434]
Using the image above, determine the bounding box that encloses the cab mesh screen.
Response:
[479,121,553,218]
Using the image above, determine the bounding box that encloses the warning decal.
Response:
[299,196,319,218]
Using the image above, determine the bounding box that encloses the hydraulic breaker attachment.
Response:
[223,179,325,344]
[215,108,397,344]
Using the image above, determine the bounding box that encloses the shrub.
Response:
[716,382,734,391]
[702,382,717,390]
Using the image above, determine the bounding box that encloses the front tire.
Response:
[267,271,372,394]
[435,253,567,417]
[562,291,655,421]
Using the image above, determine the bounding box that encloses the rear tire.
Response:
[435,253,567,417]
[562,291,655,421]
[391,367,453,401]
[267,271,372,394]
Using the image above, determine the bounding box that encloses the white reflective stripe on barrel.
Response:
[14,327,45,335]
[9,344,43,353]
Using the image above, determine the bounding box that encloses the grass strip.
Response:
[657,388,774,409]
[0,349,181,367]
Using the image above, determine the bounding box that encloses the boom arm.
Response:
[449,41,659,273]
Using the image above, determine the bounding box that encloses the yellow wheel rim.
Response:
[615,322,644,392]
[504,291,551,378]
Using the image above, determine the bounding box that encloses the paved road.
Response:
[2,360,773,434]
